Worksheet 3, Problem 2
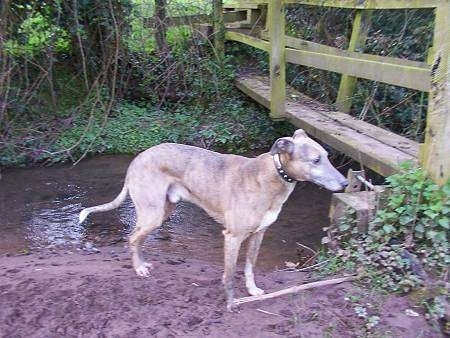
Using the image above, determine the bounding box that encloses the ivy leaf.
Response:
[399,215,415,226]
[423,210,438,219]
[415,223,425,233]
[426,230,437,240]
[442,182,450,196]
[383,224,395,234]
[438,218,449,229]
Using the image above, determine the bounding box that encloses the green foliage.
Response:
[323,164,449,321]
[372,163,449,268]
[4,11,70,57]
[1,0,290,167]
[0,86,288,166]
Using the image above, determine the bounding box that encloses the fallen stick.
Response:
[234,275,359,306]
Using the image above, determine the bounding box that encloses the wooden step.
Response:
[236,74,419,177]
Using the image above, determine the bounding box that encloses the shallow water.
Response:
[0,154,332,270]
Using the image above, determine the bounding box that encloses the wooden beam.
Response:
[145,11,248,28]
[229,30,430,91]
[285,0,441,9]
[226,0,441,9]
[420,3,450,185]
[268,0,286,119]
[336,10,373,112]
[260,31,427,68]
[284,46,430,92]
[225,30,269,51]
[224,1,267,9]
[235,74,418,177]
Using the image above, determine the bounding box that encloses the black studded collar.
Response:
[273,153,297,184]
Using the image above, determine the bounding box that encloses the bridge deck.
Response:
[236,74,419,177]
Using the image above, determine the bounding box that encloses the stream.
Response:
[0,154,332,270]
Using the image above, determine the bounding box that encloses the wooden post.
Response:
[155,0,168,53]
[420,2,450,185]
[213,0,225,63]
[268,0,286,119]
[336,10,373,113]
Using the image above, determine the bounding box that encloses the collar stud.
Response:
[273,154,296,184]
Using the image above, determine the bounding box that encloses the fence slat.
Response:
[285,47,430,92]
[420,3,450,185]
[336,10,372,112]
[252,30,431,91]
[268,0,286,119]
[225,0,441,9]
[285,0,441,9]
[225,30,269,51]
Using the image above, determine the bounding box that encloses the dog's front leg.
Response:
[245,230,266,296]
[222,230,245,312]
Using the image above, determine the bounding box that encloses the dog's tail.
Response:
[79,184,128,224]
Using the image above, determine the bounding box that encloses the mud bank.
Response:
[0,246,439,338]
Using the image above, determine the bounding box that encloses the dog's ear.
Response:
[270,137,294,155]
[293,129,307,139]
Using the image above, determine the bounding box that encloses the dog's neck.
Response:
[272,153,296,184]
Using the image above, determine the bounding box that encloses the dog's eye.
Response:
[312,156,321,165]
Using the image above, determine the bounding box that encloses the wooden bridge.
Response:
[154,1,450,184]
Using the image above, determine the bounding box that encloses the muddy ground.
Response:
[0,244,441,338]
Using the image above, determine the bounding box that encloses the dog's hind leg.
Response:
[129,207,165,277]
[245,230,266,296]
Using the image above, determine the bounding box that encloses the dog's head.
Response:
[270,129,348,191]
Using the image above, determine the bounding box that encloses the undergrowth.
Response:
[0,86,291,167]
[321,163,449,326]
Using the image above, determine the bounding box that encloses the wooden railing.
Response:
[224,0,449,185]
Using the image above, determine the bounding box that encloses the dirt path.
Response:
[0,245,440,338]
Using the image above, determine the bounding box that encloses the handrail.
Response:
[227,0,443,9]
[223,0,450,184]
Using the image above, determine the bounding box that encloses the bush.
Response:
[323,164,449,318]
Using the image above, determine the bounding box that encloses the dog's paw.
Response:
[248,286,265,296]
[135,262,153,277]
[227,301,240,313]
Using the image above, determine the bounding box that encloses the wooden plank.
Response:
[145,11,247,28]
[224,1,266,9]
[278,74,417,157]
[285,0,441,9]
[285,46,430,91]
[336,10,373,112]
[235,74,418,176]
[258,31,431,91]
[321,110,419,157]
[420,3,450,185]
[226,0,440,8]
[260,31,427,68]
[268,0,286,119]
[225,30,269,51]
[228,29,430,91]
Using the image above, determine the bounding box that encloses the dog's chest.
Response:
[254,184,295,232]
[255,209,281,232]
